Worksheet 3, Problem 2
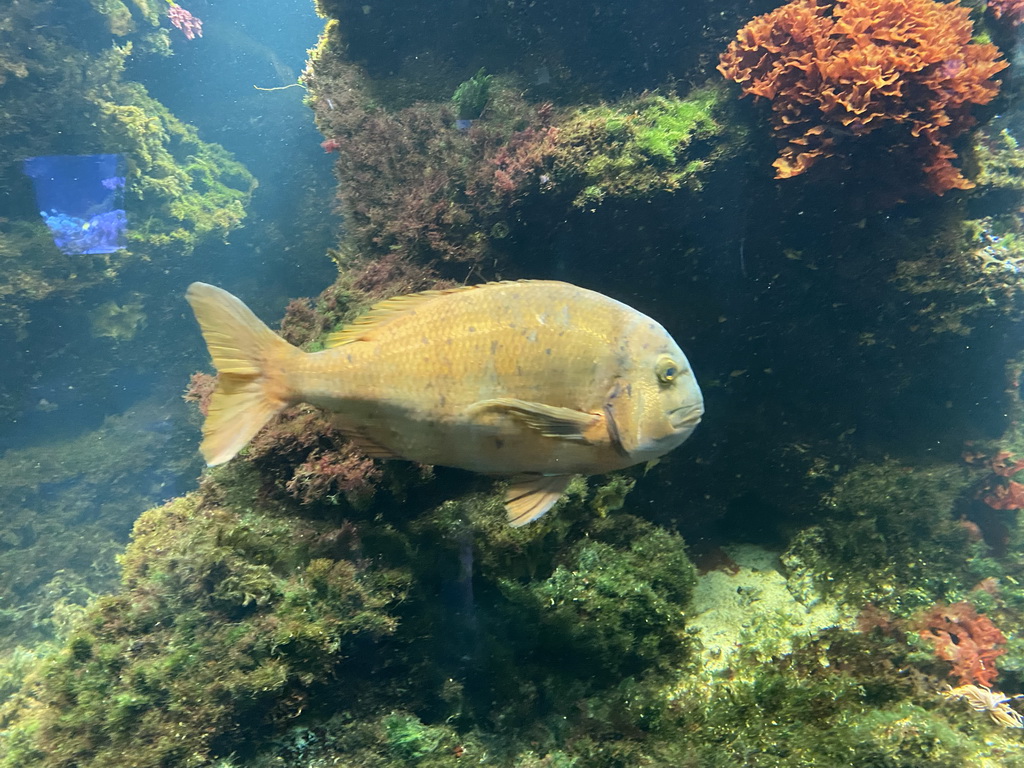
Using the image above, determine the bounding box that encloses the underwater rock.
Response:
[88,298,146,341]
[688,544,850,678]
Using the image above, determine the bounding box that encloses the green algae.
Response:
[451,68,493,121]
[0,396,200,654]
[549,85,743,208]
[0,0,255,339]
[689,544,850,678]
[0,471,700,767]
[381,713,447,761]
[88,297,147,341]
[6,9,1024,767]
[5,449,1023,767]
[307,23,742,277]
[0,488,408,768]
[782,460,986,613]
[888,122,1024,336]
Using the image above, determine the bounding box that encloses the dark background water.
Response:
[0,1,339,646]
[2,0,336,454]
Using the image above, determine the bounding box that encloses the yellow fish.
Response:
[185,280,704,525]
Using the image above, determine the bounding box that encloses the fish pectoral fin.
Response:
[470,398,603,442]
[504,474,574,526]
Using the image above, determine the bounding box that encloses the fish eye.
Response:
[655,355,680,384]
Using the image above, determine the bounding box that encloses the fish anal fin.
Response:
[470,398,604,442]
[505,474,573,526]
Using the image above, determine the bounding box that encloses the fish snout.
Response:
[668,402,704,431]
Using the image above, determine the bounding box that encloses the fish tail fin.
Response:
[185,282,300,466]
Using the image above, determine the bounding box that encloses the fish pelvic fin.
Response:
[504,474,574,526]
[185,282,300,466]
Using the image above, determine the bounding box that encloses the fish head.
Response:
[607,322,703,463]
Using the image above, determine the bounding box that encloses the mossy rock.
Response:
[782,459,985,612]
[0,491,408,768]
[550,84,746,208]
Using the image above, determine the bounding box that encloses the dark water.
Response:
[0,0,335,650]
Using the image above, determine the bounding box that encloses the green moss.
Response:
[91,0,135,35]
[381,713,446,761]
[0,489,408,768]
[0,3,255,337]
[95,76,256,252]
[88,297,146,340]
[888,124,1024,335]
[0,399,201,653]
[451,68,492,121]
[550,84,744,208]
[781,459,985,612]
[528,517,695,675]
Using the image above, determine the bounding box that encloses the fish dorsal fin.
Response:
[505,474,573,526]
[324,281,546,348]
[469,398,605,442]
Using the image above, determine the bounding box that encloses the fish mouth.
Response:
[668,403,704,430]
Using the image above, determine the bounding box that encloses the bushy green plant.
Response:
[451,68,493,121]
[782,460,985,612]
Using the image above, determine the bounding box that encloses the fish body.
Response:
[186,280,703,525]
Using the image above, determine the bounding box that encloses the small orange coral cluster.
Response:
[918,601,1007,687]
[718,0,1008,194]
[966,449,1024,510]
[989,0,1024,25]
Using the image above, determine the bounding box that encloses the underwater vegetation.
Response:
[0,467,702,768]
[307,20,745,285]
[0,0,254,341]
[88,296,147,341]
[0,486,408,768]
[540,86,744,210]
[718,0,1008,197]
[0,397,201,654]
[451,68,493,123]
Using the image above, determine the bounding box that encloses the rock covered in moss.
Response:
[782,459,984,612]
[547,85,744,208]
[0,487,408,768]
[688,544,849,678]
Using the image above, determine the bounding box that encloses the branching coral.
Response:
[918,601,1007,687]
[718,0,1008,195]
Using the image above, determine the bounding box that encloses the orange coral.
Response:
[989,0,1024,25]
[918,601,1007,688]
[718,0,1008,194]
[973,450,1024,510]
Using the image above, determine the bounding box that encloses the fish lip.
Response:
[668,403,704,430]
